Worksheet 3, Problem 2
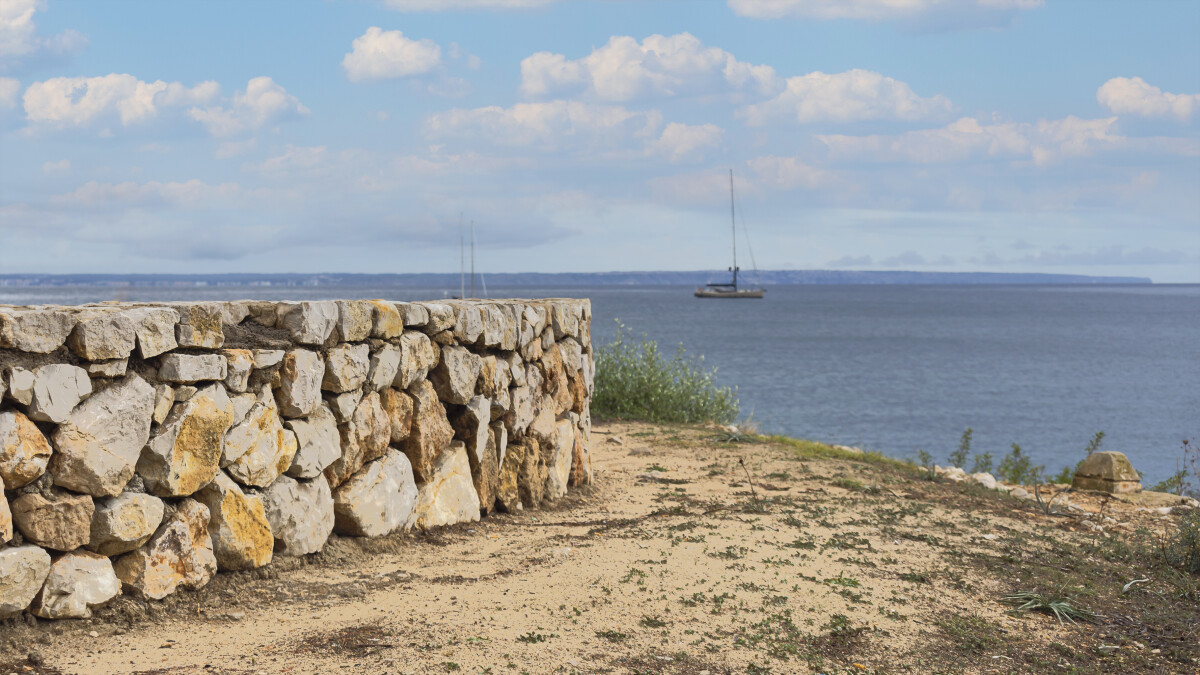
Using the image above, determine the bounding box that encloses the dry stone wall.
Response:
[0,298,592,620]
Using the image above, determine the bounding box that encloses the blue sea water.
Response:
[4,283,1197,483]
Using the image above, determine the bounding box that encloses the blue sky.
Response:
[1,0,1197,281]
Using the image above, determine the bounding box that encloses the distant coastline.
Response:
[0,270,1154,288]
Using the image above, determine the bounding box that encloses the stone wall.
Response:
[0,298,592,620]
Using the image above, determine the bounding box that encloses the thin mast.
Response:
[470,220,476,299]
[729,169,738,288]
[459,213,465,299]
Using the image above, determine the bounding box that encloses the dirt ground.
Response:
[1,421,1196,675]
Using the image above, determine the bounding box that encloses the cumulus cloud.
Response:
[819,115,1133,166]
[653,122,724,162]
[1097,76,1199,122]
[188,76,308,137]
[520,33,780,102]
[0,0,86,68]
[383,0,558,10]
[23,74,219,128]
[739,69,954,126]
[728,0,1043,25]
[0,76,19,107]
[342,27,442,82]
[747,155,830,190]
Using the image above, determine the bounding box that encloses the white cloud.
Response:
[653,122,724,162]
[739,69,953,125]
[51,179,243,208]
[747,155,830,190]
[383,0,558,10]
[41,158,69,173]
[188,76,308,137]
[0,0,86,67]
[0,76,19,107]
[520,33,781,102]
[727,0,1043,22]
[819,115,1135,166]
[22,74,219,127]
[342,27,442,82]
[1097,77,1199,122]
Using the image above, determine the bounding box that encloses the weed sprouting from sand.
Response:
[1002,591,1098,625]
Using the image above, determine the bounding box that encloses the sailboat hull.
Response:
[694,288,765,299]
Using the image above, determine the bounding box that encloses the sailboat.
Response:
[694,169,765,299]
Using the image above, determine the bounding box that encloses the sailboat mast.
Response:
[459,213,465,299]
[729,169,738,288]
[470,220,476,299]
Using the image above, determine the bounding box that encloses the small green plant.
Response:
[1002,591,1097,625]
[639,615,668,628]
[592,320,739,424]
[594,629,629,642]
[1151,469,1189,495]
[916,449,937,481]
[517,632,553,643]
[970,451,994,475]
[949,428,973,468]
[1163,510,1200,574]
[996,443,1043,485]
[1084,431,1106,455]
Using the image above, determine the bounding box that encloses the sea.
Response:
[3,283,1197,484]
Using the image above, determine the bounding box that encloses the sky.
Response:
[0,0,1197,282]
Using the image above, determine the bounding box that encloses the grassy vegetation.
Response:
[592,320,739,425]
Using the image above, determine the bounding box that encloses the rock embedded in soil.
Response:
[0,545,52,619]
[1073,451,1143,494]
[263,474,334,555]
[32,550,121,619]
[113,498,218,600]
[332,450,418,537]
[49,373,156,497]
[88,492,166,556]
[11,490,95,551]
[0,410,53,488]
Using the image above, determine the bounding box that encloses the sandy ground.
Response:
[1,421,1194,675]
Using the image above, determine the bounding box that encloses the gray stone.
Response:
[5,366,34,405]
[223,390,298,488]
[222,349,254,393]
[123,307,180,358]
[423,303,455,333]
[262,474,334,556]
[397,302,429,327]
[49,374,156,497]
[332,450,418,537]
[0,309,76,353]
[85,359,128,378]
[452,395,491,467]
[277,301,338,345]
[174,385,198,401]
[394,331,436,389]
[366,343,402,392]
[32,551,122,619]
[409,442,480,530]
[334,300,374,342]
[327,388,362,424]
[28,363,92,423]
[68,311,137,361]
[11,490,94,551]
[285,403,342,479]
[322,343,370,393]
[480,305,506,348]
[0,545,51,619]
[429,345,481,406]
[139,384,236,497]
[174,303,225,349]
[451,304,483,344]
[275,349,325,418]
[551,301,581,339]
[324,391,390,488]
[150,384,173,424]
[251,349,285,368]
[89,492,165,556]
[0,410,53,488]
[159,353,228,384]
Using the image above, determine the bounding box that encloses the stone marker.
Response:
[88,492,166,556]
[32,551,121,619]
[1073,451,1143,494]
[195,471,274,570]
[28,363,92,423]
[139,384,235,497]
[49,374,156,497]
[11,490,95,551]
[0,410,53,488]
[114,499,217,600]
[410,442,481,530]
[332,450,418,537]
[0,545,52,619]
[263,474,335,555]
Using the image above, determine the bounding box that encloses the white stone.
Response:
[262,474,334,556]
[152,385,174,425]
[394,331,436,389]
[422,303,455,333]
[322,343,370,393]
[88,492,165,556]
[49,374,156,497]
[546,419,574,500]
[0,410,52,488]
[123,307,180,358]
[456,395,491,467]
[285,404,341,479]
[5,366,34,405]
[369,300,404,339]
[222,349,254,393]
[159,353,228,383]
[409,442,480,530]
[429,344,481,406]
[84,359,128,378]
[0,545,51,619]
[32,551,121,619]
[332,450,419,537]
[480,305,506,348]
[397,302,429,327]
[551,301,581,340]
[223,390,299,488]
[971,472,998,490]
[27,363,92,423]
[327,388,362,423]
[451,304,484,344]
[277,301,338,345]
[0,309,76,353]
[275,349,325,417]
[251,349,285,368]
[366,343,401,392]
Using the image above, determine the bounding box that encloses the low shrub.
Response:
[1164,510,1200,574]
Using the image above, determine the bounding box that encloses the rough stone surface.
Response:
[369,301,404,339]
[262,474,334,556]
[223,390,299,488]
[88,492,165,556]
[159,353,228,384]
[68,311,137,361]
[423,303,455,333]
[277,301,338,345]
[0,410,53,488]
[5,366,34,405]
[251,349,285,369]
[1074,451,1143,494]
[545,419,574,500]
[275,349,325,417]
[28,363,92,423]
[0,309,76,353]
[0,545,51,619]
[518,438,547,508]
[495,440,525,513]
[452,395,491,466]
[113,499,217,600]
[394,331,436,389]
[451,304,483,345]
[366,344,401,392]
[327,388,362,423]
[32,551,121,619]
[402,380,455,483]
[195,471,274,570]
[398,302,429,327]
[334,300,373,343]
[430,344,481,406]
[0,479,10,543]
[470,425,500,514]
[152,385,174,425]
[284,403,341,479]
[324,391,390,488]
[174,303,225,349]
[49,374,156,497]
[85,359,127,378]
[11,490,94,551]
[322,343,370,393]
[332,450,418,537]
[380,387,413,444]
[410,442,480,530]
[139,384,235,497]
[124,307,180,358]
[222,349,254,393]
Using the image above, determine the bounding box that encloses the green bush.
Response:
[1164,510,1200,574]
[592,320,739,425]
[996,443,1043,485]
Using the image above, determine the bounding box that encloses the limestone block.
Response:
[275,349,325,417]
[471,425,500,514]
[32,551,121,619]
[0,546,51,619]
[506,352,527,387]
[523,304,548,336]
[152,385,174,425]
[222,349,254,393]
[333,450,418,537]
[559,337,583,375]
[397,302,429,327]
[139,384,235,497]
[518,438,547,508]
[324,391,390,488]
[0,369,5,401]
[123,307,180,358]
[422,303,455,333]
[0,410,53,488]
[452,395,491,467]
[528,401,558,449]
[285,403,341,479]
[369,300,404,339]
[195,471,273,571]
[322,343,370,393]
[251,349,285,368]
[335,300,374,342]
[402,380,455,483]
[495,440,525,513]
[480,305,506,348]
[277,301,338,345]
[1073,451,1143,494]
[366,343,401,392]
[159,353,228,384]
[223,390,299,488]
[505,385,536,437]
[327,388,362,423]
[541,329,554,351]
[0,481,10,543]
[545,419,574,500]
[568,423,591,487]
[521,333,543,362]
[410,442,480,530]
[28,363,92,423]
[394,331,436,389]
[218,302,249,326]
[478,356,498,397]
[490,421,508,469]
[68,311,137,361]
[113,499,217,600]
[175,385,198,402]
[0,309,76,353]
[430,344,481,406]
[174,303,225,349]
[11,490,94,551]
[451,304,483,345]
[381,387,413,444]
[84,359,127,378]
[551,301,581,340]
[49,374,156,497]
[246,301,279,327]
[88,492,165,556]
[262,474,334,556]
